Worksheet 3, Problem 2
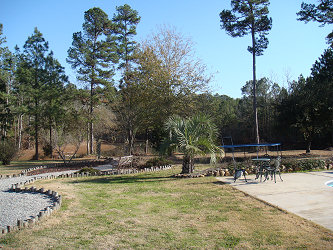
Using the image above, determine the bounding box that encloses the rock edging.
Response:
[1,176,62,236]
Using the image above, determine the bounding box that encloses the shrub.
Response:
[144,157,171,168]
[282,158,326,172]
[43,144,53,157]
[76,167,101,175]
[0,139,18,165]
[298,159,326,171]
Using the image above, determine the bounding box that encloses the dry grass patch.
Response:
[0,168,332,249]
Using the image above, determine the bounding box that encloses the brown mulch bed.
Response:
[27,166,84,176]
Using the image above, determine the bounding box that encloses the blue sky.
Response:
[1,0,331,98]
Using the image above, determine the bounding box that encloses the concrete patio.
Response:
[216,171,333,232]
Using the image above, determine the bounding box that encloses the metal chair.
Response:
[264,156,283,183]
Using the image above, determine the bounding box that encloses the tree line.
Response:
[0,1,332,163]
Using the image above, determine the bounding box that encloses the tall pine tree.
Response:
[220,0,272,144]
[112,4,140,154]
[17,28,50,159]
[67,7,118,154]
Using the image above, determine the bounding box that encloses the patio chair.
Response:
[274,156,283,182]
[264,156,283,183]
[254,154,271,182]
[234,168,247,182]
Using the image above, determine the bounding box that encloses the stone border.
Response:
[0,160,111,179]
[0,164,172,236]
[22,159,110,176]
[1,175,62,236]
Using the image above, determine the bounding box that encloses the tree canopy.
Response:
[297,0,333,46]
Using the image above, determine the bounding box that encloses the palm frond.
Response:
[162,114,223,164]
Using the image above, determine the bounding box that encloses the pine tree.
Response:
[220,0,272,144]
[112,4,140,154]
[42,52,68,156]
[297,0,333,47]
[17,28,67,160]
[67,7,118,154]
[0,23,13,140]
[16,28,50,159]
[113,4,141,72]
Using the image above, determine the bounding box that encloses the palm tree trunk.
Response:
[182,155,194,174]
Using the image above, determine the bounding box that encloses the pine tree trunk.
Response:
[49,124,53,156]
[251,26,260,144]
[128,127,134,155]
[86,123,90,155]
[306,140,311,154]
[89,80,94,155]
[89,121,94,154]
[96,139,101,159]
[145,129,149,155]
[18,114,22,150]
[34,112,39,160]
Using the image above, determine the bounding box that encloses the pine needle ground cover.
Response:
[1,167,333,249]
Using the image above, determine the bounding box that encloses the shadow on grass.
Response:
[67,174,178,185]
[213,181,228,186]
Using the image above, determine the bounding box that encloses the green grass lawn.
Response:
[1,167,333,249]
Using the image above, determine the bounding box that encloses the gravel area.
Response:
[0,171,75,230]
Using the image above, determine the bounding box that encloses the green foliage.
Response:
[310,48,333,132]
[42,144,53,157]
[278,48,333,152]
[67,7,118,85]
[144,157,171,168]
[111,4,140,155]
[219,0,272,56]
[67,7,118,154]
[77,167,101,175]
[298,159,326,171]
[112,4,141,70]
[0,23,16,140]
[162,114,223,174]
[0,139,17,165]
[297,0,333,46]
[15,27,67,159]
[282,159,326,172]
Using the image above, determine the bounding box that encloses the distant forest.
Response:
[0,3,332,160]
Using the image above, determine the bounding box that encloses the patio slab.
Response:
[216,171,333,232]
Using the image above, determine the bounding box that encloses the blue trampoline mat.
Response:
[220,143,281,148]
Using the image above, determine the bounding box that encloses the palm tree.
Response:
[162,114,223,174]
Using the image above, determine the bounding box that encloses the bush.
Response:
[43,144,53,157]
[282,158,326,172]
[76,167,101,175]
[144,157,171,168]
[298,159,326,171]
[0,140,18,165]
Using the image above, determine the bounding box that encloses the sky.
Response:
[1,0,331,98]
